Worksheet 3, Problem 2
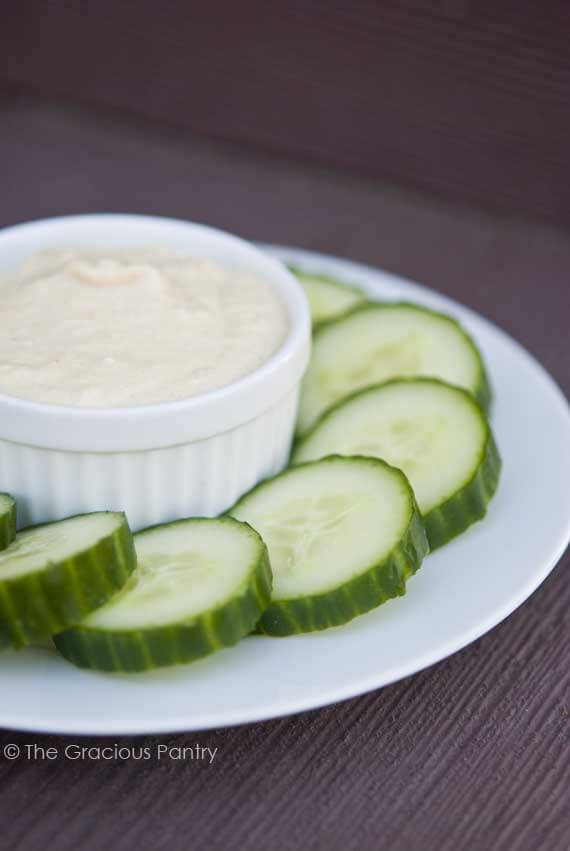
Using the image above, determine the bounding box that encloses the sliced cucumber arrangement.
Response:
[0,260,502,669]
[293,378,501,550]
[54,517,272,672]
[0,493,16,551]
[297,302,491,436]
[0,512,135,650]
[290,266,366,326]
[230,456,428,635]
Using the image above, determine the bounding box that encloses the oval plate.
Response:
[1,246,569,734]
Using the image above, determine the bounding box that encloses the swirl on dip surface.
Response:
[0,250,289,407]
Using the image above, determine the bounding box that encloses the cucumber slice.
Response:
[54,517,272,672]
[0,493,16,551]
[293,378,501,549]
[230,456,428,635]
[289,266,366,326]
[0,512,135,650]
[297,302,491,435]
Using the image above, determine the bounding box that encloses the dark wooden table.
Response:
[0,95,569,851]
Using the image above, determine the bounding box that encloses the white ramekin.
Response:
[0,214,311,530]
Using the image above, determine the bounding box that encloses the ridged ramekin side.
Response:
[0,389,299,531]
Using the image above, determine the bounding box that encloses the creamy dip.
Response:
[0,250,289,407]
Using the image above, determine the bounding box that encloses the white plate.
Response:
[1,247,569,735]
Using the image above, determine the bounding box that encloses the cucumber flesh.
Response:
[293,378,501,549]
[230,456,428,635]
[290,267,366,326]
[0,493,16,551]
[0,512,135,650]
[297,302,490,436]
[54,517,272,672]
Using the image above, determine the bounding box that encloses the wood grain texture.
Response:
[1,1,570,222]
[0,96,569,851]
